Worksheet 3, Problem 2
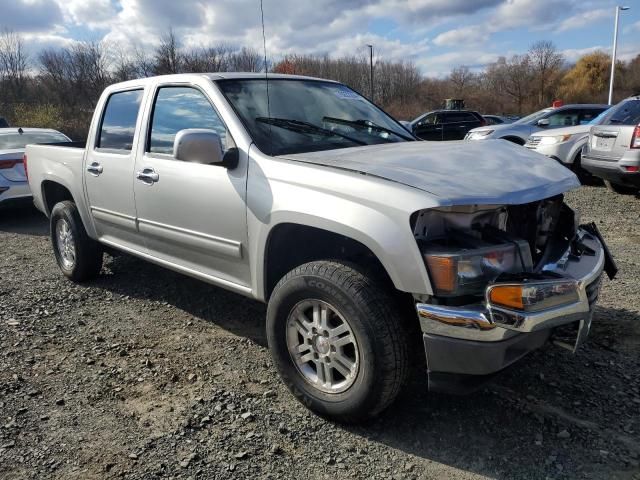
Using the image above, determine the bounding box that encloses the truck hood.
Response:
[282,140,579,205]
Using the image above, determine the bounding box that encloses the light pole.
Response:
[608,5,630,105]
[367,44,374,102]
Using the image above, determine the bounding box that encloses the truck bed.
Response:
[26,142,87,218]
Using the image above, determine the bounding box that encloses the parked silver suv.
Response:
[466,104,608,145]
[582,96,640,193]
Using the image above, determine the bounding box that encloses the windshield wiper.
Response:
[256,117,366,146]
[322,116,415,141]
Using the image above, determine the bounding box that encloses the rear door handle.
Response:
[86,162,103,176]
[136,167,159,184]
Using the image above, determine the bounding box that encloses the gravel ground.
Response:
[0,185,639,480]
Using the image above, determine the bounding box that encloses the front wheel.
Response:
[50,201,103,281]
[266,261,409,423]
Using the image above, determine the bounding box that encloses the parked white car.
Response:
[0,128,71,207]
[524,109,610,181]
[466,104,608,145]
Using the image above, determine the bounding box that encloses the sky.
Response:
[2,0,640,77]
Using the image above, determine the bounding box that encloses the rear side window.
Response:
[97,89,143,151]
[148,86,228,155]
[442,112,476,123]
[601,99,640,126]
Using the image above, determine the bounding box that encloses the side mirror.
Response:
[537,118,550,127]
[174,129,225,165]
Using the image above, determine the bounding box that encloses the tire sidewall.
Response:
[50,202,86,279]
[267,268,383,419]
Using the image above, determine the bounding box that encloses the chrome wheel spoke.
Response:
[299,351,315,363]
[55,219,75,269]
[334,333,355,348]
[286,299,360,394]
[332,352,355,377]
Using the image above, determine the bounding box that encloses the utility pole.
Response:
[367,44,374,102]
[608,5,630,105]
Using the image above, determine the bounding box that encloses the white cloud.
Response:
[3,0,638,77]
[557,9,611,32]
[433,26,489,47]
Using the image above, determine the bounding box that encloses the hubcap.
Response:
[286,299,360,394]
[55,219,76,269]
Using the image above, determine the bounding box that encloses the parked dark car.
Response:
[0,117,9,128]
[409,110,486,141]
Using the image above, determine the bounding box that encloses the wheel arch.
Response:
[260,219,428,302]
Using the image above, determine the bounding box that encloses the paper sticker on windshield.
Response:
[334,87,363,100]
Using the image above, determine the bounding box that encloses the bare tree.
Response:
[528,40,564,106]
[154,29,181,74]
[0,29,29,103]
[449,66,474,98]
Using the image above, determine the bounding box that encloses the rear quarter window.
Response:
[601,99,640,126]
[97,89,144,151]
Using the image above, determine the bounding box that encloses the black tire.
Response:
[266,260,409,423]
[571,154,598,185]
[50,200,103,281]
[603,180,638,195]
[501,136,525,145]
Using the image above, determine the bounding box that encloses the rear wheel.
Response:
[266,260,409,423]
[571,154,599,185]
[603,180,638,195]
[50,201,103,281]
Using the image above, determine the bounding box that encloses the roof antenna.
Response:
[260,0,273,153]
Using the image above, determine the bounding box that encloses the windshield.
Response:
[588,108,610,125]
[514,108,554,125]
[217,79,413,155]
[0,131,69,149]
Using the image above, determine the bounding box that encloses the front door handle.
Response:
[136,167,159,184]
[86,162,103,176]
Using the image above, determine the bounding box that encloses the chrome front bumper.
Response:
[417,228,605,344]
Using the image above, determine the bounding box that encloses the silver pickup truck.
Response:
[25,73,615,423]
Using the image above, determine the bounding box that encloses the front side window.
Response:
[546,109,580,127]
[97,89,143,151]
[218,79,413,156]
[148,86,229,155]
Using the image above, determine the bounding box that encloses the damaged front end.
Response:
[412,196,616,394]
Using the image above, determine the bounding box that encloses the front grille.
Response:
[586,275,602,309]
[525,137,541,148]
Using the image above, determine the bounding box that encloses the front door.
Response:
[84,88,146,251]
[414,113,443,141]
[132,84,250,289]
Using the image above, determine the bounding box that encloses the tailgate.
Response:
[589,126,634,162]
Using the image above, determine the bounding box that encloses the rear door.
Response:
[589,99,640,161]
[132,81,250,289]
[441,112,481,140]
[84,88,147,251]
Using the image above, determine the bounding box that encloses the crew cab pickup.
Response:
[26,73,615,423]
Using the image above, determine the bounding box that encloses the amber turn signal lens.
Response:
[488,285,524,310]
[425,256,456,294]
